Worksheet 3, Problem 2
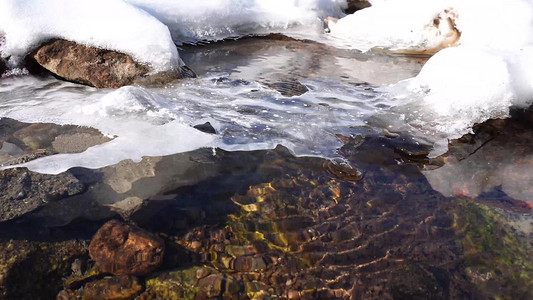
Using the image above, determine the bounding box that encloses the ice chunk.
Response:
[82,86,176,124]
[0,0,180,72]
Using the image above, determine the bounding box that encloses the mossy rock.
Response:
[453,198,533,299]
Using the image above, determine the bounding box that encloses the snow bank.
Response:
[0,0,180,72]
[0,0,347,71]
[328,0,533,155]
[328,0,533,52]
[125,0,347,43]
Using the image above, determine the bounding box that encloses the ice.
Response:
[0,0,180,72]
[82,86,176,124]
[2,0,533,172]
[0,73,378,174]
[327,0,533,155]
[18,120,217,175]
[378,46,533,157]
[125,0,347,43]
[0,0,346,72]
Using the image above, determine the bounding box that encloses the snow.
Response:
[0,0,347,72]
[380,46,533,157]
[328,0,533,52]
[124,0,347,43]
[0,0,180,72]
[327,0,533,155]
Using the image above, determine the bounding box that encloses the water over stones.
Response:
[89,220,165,275]
[0,168,85,222]
[262,80,309,97]
[58,275,143,300]
[0,118,112,166]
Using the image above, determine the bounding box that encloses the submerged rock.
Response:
[58,275,143,300]
[453,199,533,299]
[263,80,309,97]
[89,220,165,275]
[0,118,112,166]
[0,168,85,222]
[0,240,88,300]
[32,39,183,88]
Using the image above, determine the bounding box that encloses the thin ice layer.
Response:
[0,0,180,72]
[125,0,347,43]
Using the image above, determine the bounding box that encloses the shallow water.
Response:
[0,37,531,299]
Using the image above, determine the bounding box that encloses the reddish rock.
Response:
[89,220,165,275]
[32,39,151,88]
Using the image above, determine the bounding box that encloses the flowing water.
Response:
[0,36,531,299]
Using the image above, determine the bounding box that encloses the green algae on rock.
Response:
[453,198,533,299]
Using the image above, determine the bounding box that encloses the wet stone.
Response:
[0,168,85,222]
[193,122,217,134]
[89,220,165,275]
[263,80,309,97]
[0,118,111,166]
[82,275,142,300]
[33,39,150,88]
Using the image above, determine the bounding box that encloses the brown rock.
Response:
[32,39,150,88]
[80,275,143,300]
[89,220,165,275]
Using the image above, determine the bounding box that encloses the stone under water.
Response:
[89,220,165,275]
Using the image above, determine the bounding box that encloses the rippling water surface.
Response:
[0,37,531,299]
[0,37,428,173]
